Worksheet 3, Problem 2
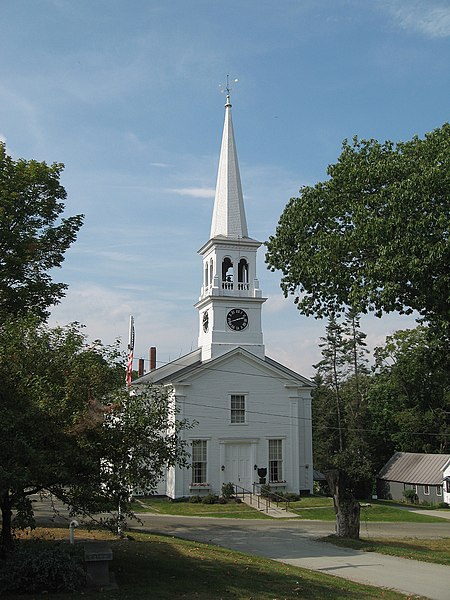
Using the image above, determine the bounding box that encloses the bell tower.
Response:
[195,89,266,361]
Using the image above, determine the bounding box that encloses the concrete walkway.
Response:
[133,514,450,600]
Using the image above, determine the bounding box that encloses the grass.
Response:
[132,495,448,523]
[8,527,417,600]
[132,496,271,518]
[324,535,450,566]
[290,500,446,522]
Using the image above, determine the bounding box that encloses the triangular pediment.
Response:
[140,346,313,389]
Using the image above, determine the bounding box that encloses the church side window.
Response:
[269,439,283,482]
[204,263,208,288]
[191,440,207,484]
[230,394,245,423]
[209,258,214,285]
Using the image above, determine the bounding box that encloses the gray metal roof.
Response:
[378,452,450,485]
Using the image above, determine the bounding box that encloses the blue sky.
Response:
[1,0,449,376]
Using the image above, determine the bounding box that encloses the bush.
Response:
[280,492,301,502]
[221,482,235,499]
[438,502,449,509]
[260,484,272,498]
[201,493,218,505]
[189,495,202,503]
[217,497,227,504]
[0,539,85,594]
[170,496,189,503]
[403,489,419,504]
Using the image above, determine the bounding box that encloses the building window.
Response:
[413,484,418,494]
[191,440,207,484]
[446,480,450,493]
[423,485,430,495]
[231,394,245,423]
[436,485,442,496]
[269,439,283,482]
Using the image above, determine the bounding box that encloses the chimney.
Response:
[150,346,156,370]
[138,358,145,377]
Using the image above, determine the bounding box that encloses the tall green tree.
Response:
[367,325,449,471]
[0,142,83,320]
[0,318,190,550]
[265,124,450,341]
[312,312,372,538]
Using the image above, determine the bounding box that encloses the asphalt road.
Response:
[30,497,450,600]
[129,514,450,600]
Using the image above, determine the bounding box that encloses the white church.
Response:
[136,91,314,498]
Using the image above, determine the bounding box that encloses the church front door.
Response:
[224,443,252,491]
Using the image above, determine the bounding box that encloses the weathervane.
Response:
[219,75,239,102]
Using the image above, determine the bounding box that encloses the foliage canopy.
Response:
[265,124,450,339]
[0,142,83,320]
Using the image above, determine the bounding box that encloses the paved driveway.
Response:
[131,514,450,600]
[30,497,450,600]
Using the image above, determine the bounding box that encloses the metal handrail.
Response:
[252,483,291,513]
[233,483,291,514]
[233,484,270,513]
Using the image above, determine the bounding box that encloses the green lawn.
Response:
[132,496,271,518]
[290,501,446,522]
[324,535,450,566]
[133,496,447,523]
[8,527,418,600]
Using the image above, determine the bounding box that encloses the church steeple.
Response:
[195,90,266,362]
[210,94,248,239]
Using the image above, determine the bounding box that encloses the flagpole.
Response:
[126,315,135,388]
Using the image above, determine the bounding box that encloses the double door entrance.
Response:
[223,443,253,491]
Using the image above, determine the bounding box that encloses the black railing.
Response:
[253,483,291,513]
[233,483,291,514]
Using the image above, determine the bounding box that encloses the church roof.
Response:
[210,94,249,240]
[135,346,314,388]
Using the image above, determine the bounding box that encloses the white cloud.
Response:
[169,187,216,199]
[382,1,450,38]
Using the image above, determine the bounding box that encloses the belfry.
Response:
[136,90,314,499]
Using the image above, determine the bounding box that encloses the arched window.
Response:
[222,257,233,289]
[209,259,214,285]
[204,263,208,287]
[238,258,249,290]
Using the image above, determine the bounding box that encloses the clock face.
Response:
[227,308,249,331]
[202,311,209,332]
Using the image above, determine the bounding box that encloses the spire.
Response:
[210,93,248,239]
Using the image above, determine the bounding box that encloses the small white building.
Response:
[137,92,314,498]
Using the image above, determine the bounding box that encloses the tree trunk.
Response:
[0,491,13,553]
[325,469,360,539]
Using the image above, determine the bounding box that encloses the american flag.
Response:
[126,315,135,387]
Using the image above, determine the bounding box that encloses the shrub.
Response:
[201,493,218,505]
[221,482,235,499]
[217,497,227,504]
[438,502,449,509]
[0,540,85,594]
[260,484,272,498]
[171,496,189,503]
[189,495,202,503]
[403,489,418,504]
[281,492,301,502]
